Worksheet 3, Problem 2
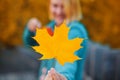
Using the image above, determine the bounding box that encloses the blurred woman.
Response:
[23,0,88,80]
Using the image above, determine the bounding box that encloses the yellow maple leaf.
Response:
[32,22,84,65]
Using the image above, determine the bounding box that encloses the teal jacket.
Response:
[23,21,88,80]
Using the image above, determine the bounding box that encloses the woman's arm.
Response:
[23,18,41,47]
[23,27,39,47]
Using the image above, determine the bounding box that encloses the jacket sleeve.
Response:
[22,26,39,47]
[23,21,56,47]
[55,22,88,80]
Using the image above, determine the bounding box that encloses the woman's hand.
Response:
[27,18,42,32]
[39,68,47,80]
[45,68,67,80]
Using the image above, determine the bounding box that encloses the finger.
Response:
[49,70,59,80]
[50,70,62,80]
[52,73,60,80]
[44,71,52,80]
[54,71,67,80]
[50,68,66,80]
[55,73,65,80]
[59,74,67,80]
[44,75,52,80]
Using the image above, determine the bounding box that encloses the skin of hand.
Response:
[27,18,42,32]
[45,68,67,80]
[40,68,47,80]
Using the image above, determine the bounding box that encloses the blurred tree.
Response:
[81,0,120,48]
[0,0,120,48]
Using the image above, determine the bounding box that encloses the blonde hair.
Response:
[49,0,83,22]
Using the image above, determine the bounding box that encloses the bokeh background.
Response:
[0,0,120,80]
[0,0,120,48]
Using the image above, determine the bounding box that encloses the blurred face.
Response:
[50,0,66,26]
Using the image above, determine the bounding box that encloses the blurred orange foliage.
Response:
[0,0,120,48]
